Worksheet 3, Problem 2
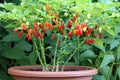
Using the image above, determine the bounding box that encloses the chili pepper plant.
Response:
[0,0,103,72]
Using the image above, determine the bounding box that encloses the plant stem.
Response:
[39,38,48,71]
[106,62,114,80]
[77,36,80,65]
[114,64,118,80]
[52,33,59,71]
[113,46,119,80]
[62,41,84,70]
[32,36,44,66]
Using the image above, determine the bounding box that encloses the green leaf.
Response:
[93,75,106,80]
[2,3,15,11]
[100,55,114,68]
[16,57,30,65]
[2,48,25,60]
[118,67,120,79]
[29,51,37,65]
[0,70,9,80]
[118,51,120,61]
[99,51,105,58]
[1,33,25,42]
[15,41,32,51]
[115,23,120,35]
[104,27,115,36]
[80,50,96,59]
[101,66,110,78]
[110,40,119,50]
[0,57,7,71]
[5,23,18,28]
[94,38,103,49]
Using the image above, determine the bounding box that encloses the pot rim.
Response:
[8,65,98,77]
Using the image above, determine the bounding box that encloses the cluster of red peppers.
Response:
[13,4,103,45]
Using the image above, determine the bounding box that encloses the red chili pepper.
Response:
[58,40,61,46]
[43,28,47,34]
[13,29,18,34]
[85,39,90,44]
[78,29,83,36]
[76,29,79,36]
[67,21,72,28]
[37,32,43,39]
[67,31,72,38]
[81,23,86,28]
[18,31,23,38]
[90,39,94,44]
[93,33,97,38]
[85,30,89,36]
[49,23,53,30]
[33,23,38,29]
[94,25,98,30]
[51,34,55,40]
[75,25,79,29]
[39,23,43,28]
[61,22,65,29]
[99,33,102,39]
[87,27,92,33]
[26,34,32,41]
[58,26,61,31]
[61,30,64,35]
[33,30,37,37]
[71,17,76,22]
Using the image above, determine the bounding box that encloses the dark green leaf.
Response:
[0,57,8,71]
[100,55,114,68]
[118,67,120,79]
[118,51,120,63]
[99,51,105,58]
[80,50,96,59]
[15,41,32,51]
[93,75,106,80]
[101,66,110,78]
[1,33,25,42]
[110,40,119,50]
[16,57,30,65]
[0,70,9,80]
[2,48,25,60]
[29,51,37,65]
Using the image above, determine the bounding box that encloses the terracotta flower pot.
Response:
[8,65,98,80]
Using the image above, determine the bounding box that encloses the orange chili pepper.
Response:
[55,12,59,19]
[73,29,77,35]
[27,29,32,35]
[44,21,49,27]
[21,23,27,30]
[45,4,50,10]
[48,11,53,16]
[55,19,59,25]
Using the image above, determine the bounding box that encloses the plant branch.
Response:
[32,36,44,66]
[62,41,84,71]
[52,33,59,71]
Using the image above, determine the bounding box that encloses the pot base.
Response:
[13,76,92,80]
